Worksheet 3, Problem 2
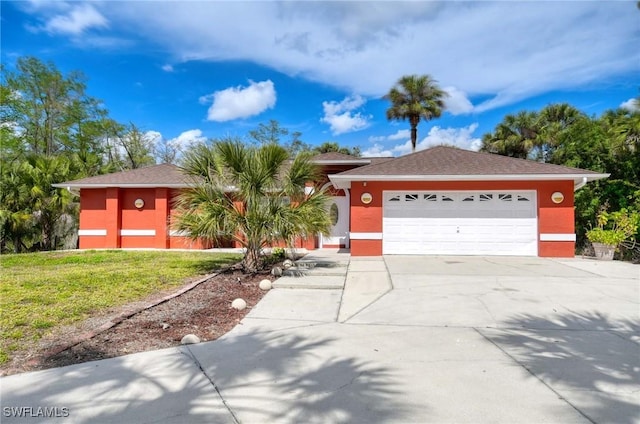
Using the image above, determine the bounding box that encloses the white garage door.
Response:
[383,191,538,256]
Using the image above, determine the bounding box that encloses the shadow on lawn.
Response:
[1,330,412,424]
[486,312,639,424]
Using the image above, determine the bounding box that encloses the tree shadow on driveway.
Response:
[1,345,232,423]
[481,312,639,424]
[186,328,413,423]
[2,329,413,424]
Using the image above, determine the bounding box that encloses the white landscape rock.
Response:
[271,266,283,276]
[259,279,272,290]
[181,334,200,345]
[282,259,294,269]
[231,298,247,310]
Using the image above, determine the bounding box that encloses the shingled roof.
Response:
[311,152,394,165]
[53,163,193,189]
[330,146,609,189]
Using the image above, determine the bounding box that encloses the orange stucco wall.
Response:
[119,188,156,248]
[79,187,212,250]
[348,180,576,257]
[79,189,107,249]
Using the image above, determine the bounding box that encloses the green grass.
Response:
[0,250,241,365]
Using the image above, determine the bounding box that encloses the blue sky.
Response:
[2,1,639,157]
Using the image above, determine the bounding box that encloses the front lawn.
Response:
[0,250,241,365]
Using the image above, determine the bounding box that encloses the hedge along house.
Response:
[56,146,608,257]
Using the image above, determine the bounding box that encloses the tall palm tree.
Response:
[174,139,331,273]
[384,75,448,152]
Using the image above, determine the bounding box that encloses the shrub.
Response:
[586,208,640,247]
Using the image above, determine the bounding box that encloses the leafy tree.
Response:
[482,103,640,254]
[249,119,289,145]
[155,137,182,165]
[384,75,448,152]
[110,123,156,170]
[249,120,311,157]
[1,57,110,159]
[550,115,610,171]
[174,139,331,272]
[0,56,122,252]
[312,141,361,157]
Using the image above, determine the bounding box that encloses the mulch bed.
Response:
[1,267,274,376]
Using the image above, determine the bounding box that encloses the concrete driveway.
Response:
[2,253,638,423]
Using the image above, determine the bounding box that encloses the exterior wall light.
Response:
[361,192,373,204]
[551,192,564,204]
[134,198,145,209]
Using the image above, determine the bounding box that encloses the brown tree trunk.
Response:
[410,115,420,153]
[411,126,417,152]
[243,245,262,273]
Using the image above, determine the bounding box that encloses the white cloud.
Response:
[620,98,639,111]
[146,129,206,162]
[167,129,207,147]
[362,124,482,157]
[24,3,639,113]
[145,130,163,146]
[201,80,276,122]
[387,129,410,141]
[444,87,474,115]
[321,95,371,135]
[161,64,174,72]
[147,129,206,149]
[367,129,409,143]
[44,3,107,35]
[361,144,395,158]
[92,2,639,113]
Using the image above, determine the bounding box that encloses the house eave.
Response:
[52,183,193,189]
[312,159,372,165]
[328,173,610,190]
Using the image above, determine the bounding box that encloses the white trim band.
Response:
[349,232,383,240]
[120,229,156,236]
[540,233,576,242]
[78,229,107,236]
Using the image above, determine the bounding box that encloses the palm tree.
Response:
[384,75,448,152]
[536,103,583,162]
[0,155,75,252]
[0,162,35,253]
[174,139,332,273]
[480,111,539,159]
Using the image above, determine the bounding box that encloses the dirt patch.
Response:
[2,268,274,376]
